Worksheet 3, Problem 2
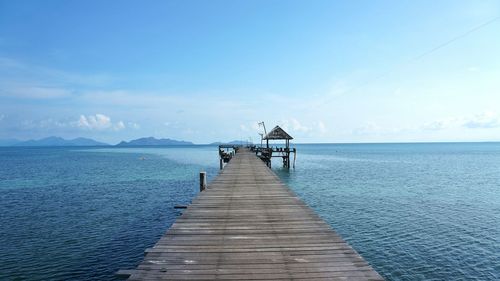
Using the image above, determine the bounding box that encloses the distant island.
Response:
[0,136,252,147]
[210,140,253,145]
[2,136,110,147]
[0,138,21,146]
[116,137,193,146]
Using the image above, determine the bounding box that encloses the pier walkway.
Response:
[124,149,383,280]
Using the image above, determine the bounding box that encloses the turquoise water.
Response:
[1,143,499,280]
[0,146,219,281]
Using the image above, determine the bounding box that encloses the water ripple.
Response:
[277,143,500,281]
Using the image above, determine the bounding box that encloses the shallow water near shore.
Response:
[1,143,499,280]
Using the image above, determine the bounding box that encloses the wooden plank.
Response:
[124,148,383,280]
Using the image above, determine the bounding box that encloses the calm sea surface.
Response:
[1,143,499,280]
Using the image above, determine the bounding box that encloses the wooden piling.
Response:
[199,171,206,192]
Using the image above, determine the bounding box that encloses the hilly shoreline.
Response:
[0,136,249,147]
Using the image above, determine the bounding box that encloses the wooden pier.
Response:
[121,148,383,280]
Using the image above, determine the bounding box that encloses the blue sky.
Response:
[0,0,499,144]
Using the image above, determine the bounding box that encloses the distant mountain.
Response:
[116,137,194,146]
[0,138,21,146]
[14,136,109,147]
[210,140,253,145]
[65,137,110,146]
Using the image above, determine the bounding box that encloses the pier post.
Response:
[219,158,223,170]
[200,171,207,192]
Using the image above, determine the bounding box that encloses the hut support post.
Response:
[283,139,290,168]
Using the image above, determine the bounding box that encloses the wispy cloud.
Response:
[422,118,460,131]
[0,85,73,99]
[0,57,113,87]
[240,121,263,133]
[115,121,125,130]
[422,111,500,131]
[317,121,327,134]
[128,122,140,129]
[290,118,311,133]
[279,118,310,133]
[240,124,249,131]
[0,57,114,102]
[21,118,71,130]
[275,118,330,138]
[353,122,383,135]
[463,111,500,129]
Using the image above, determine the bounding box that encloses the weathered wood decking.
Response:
[125,149,383,280]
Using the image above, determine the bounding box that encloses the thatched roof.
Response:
[263,126,293,140]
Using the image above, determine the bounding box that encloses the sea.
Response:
[0,143,499,281]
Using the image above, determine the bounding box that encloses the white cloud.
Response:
[77,114,125,131]
[40,118,69,128]
[115,121,125,130]
[251,122,260,131]
[163,121,183,129]
[463,111,500,129]
[290,118,310,132]
[128,122,140,129]
[317,121,327,134]
[16,115,130,133]
[422,111,500,131]
[239,121,263,133]
[422,121,448,131]
[422,118,460,131]
[0,114,4,121]
[19,118,71,130]
[353,122,382,135]
[275,119,330,137]
[279,118,311,133]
